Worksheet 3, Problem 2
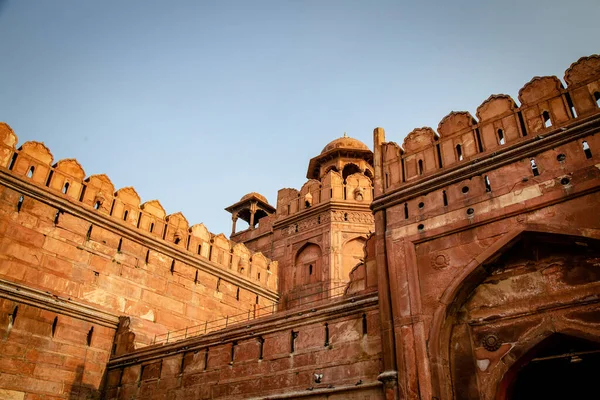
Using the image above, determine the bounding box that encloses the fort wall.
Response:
[371,54,600,399]
[0,130,278,397]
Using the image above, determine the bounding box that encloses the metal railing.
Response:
[150,283,352,346]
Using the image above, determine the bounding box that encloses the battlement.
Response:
[0,124,278,294]
[373,55,600,198]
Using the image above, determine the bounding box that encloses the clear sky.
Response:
[1,0,598,235]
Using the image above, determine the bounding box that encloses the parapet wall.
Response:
[0,125,282,397]
[376,54,600,195]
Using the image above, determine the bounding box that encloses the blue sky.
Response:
[1,0,598,235]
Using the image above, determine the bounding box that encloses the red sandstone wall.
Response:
[371,54,600,400]
[104,296,383,399]
[0,126,279,398]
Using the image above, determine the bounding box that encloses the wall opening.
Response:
[498,129,505,145]
[290,331,298,353]
[194,270,198,284]
[566,92,577,118]
[456,144,463,161]
[230,341,237,364]
[583,141,592,159]
[594,91,600,107]
[485,175,492,192]
[62,182,69,195]
[204,349,209,370]
[27,166,34,178]
[54,210,61,225]
[86,327,94,346]
[506,334,600,400]
[8,305,18,330]
[51,316,58,338]
[542,111,552,128]
[17,195,24,212]
[324,323,329,347]
[362,313,368,336]
[174,237,181,245]
[145,250,150,264]
[404,203,409,219]
[309,264,313,275]
[123,210,128,221]
[197,244,202,255]
[530,158,540,176]
[117,238,122,252]
[86,224,93,241]
[442,190,448,207]
[418,159,424,175]
[216,278,221,292]
[236,287,240,301]
[344,213,348,221]
[258,337,264,360]
[170,260,175,274]
[94,201,101,210]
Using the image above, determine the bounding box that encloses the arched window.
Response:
[542,111,552,128]
[27,166,35,178]
[62,182,69,194]
[456,144,463,161]
[497,129,505,145]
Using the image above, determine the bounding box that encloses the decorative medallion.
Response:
[431,253,449,270]
[482,334,501,352]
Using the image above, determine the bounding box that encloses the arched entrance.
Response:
[429,229,600,400]
[501,334,600,399]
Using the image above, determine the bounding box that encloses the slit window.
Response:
[117,238,122,252]
[542,111,552,128]
[324,323,329,347]
[583,141,592,159]
[123,210,128,221]
[418,159,424,175]
[197,244,202,255]
[51,317,58,337]
[86,327,94,346]
[149,222,154,232]
[17,195,24,212]
[170,260,175,274]
[485,175,492,192]
[309,264,313,275]
[258,337,264,360]
[456,144,463,161]
[236,287,240,301]
[194,270,198,284]
[86,224,93,241]
[404,203,408,219]
[594,92,600,107]
[442,190,448,207]
[290,331,298,353]
[27,166,34,178]
[530,158,540,176]
[62,182,69,194]
[385,172,389,188]
[362,313,368,336]
[497,129,505,145]
[94,201,101,210]
[145,250,150,264]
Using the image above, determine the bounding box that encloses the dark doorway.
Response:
[509,334,600,400]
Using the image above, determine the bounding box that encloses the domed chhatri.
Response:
[321,133,370,154]
[307,133,373,180]
[240,192,268,204]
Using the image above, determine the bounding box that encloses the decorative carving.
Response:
[482,334,501,352]
[431,253,449,270]
[282,210,373,236]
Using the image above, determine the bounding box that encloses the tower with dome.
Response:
[226,134,375,309]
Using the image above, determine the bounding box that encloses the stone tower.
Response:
[226,134,375,309]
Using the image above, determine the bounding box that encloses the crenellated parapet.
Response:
[374,54,600,198]
[0,126,278,294]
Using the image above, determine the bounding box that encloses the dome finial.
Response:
[343,132,348,138]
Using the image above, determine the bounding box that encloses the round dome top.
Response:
[240,192,268,204]
[321,133,369,154]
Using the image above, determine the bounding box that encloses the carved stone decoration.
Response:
[431,253,449,270]
[482,334,501,352]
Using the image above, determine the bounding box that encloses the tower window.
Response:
[456,144,463,161]
[594,92,600,107]
[62,182,69,194]
[497,129,505,145]
[530,158,540,176]
[309,264,313,275]
[542,111,552,128]
[418,159,424,175]
[27,166,35,178]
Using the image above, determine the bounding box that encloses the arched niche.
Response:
[341,237,366,283]
[429,228,600,400]
[294,243,322,287]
